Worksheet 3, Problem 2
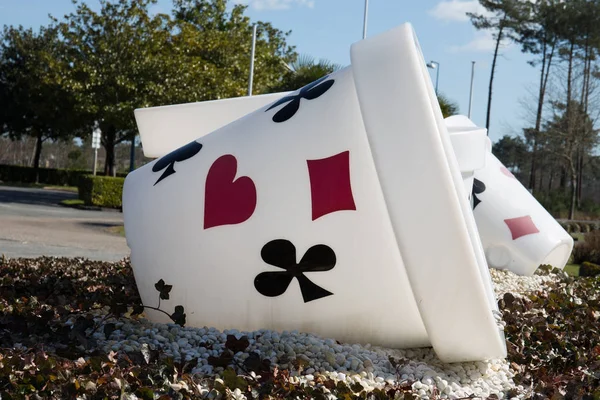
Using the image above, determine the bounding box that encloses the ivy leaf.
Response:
[170,305,186,326]
[103,323,116,338]
[223,368,248,391]
[109,301,128,317]
[131,304,144,316]
[136,387,155,400]
[154,279,172,300]
[225,335,249,353]
[243,352,262,371]
[207,350,233,368]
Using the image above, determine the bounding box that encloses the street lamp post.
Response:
[91,127,101,176]
[362,0,369,39]
[426,61,440,95]
[468,61,475,119]
[248,24,257,96]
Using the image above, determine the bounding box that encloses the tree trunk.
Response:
[485,20,505,133]
[566,39,575,216]
[577,46,593,207]
[33,131,44,184]
[529,40,555,192]
[103,125,117,177]
[569,160,577,220]
[566,40,574,116]
[577,151,583,207]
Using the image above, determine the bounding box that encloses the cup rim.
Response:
[350,22,506,363]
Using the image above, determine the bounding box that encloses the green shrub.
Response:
[571,230,600,265]
[0,164,126,187]
[564,223,573,233]
[78,175,125,208]
[580,261,600,277]
[534,191,570,218]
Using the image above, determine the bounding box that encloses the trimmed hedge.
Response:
[580,261,600,277]
[0,164,127,187]
[560,220,600,234]
[0,164,88,186]
[78,175,125,208]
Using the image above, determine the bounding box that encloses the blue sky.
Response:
[0,0,541,144]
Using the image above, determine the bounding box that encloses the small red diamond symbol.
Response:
[500,166,516,179]
[504,216,540,240]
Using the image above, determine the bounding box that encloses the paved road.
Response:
[0,186,130,261]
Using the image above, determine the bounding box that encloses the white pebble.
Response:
[91,267,557,398]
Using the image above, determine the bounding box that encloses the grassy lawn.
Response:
[0,182,78,193]
[107,225,125,237]
[59,199,85,207]
[571,233,586,242]
[564,264,580,277]
[43,184,78,193]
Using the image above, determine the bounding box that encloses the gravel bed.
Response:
[490,267,556,298]
[81,268,562,399]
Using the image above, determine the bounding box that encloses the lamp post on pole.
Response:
[362,0,369,39]
[91,127,101,176]
[129,134,136,172]
[248,24,257,96]
[426,61,440,95]
[468,61,476,119]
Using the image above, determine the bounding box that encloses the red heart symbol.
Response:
[204,154,257,229]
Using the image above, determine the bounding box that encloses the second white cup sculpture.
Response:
[123,23,507,363]
[445,116,574,276]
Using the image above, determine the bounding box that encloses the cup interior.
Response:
[541,243,572,269]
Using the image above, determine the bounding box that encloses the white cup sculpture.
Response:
[445,116,574,276]
[124,23,508,363]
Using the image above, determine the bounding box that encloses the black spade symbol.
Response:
[152,141,203,186]
[265,75,335,123]
[254,239,336,303]
[472,178,486,209]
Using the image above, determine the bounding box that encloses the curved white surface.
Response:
[350,23,505,363]
[125,66,431,350]
[473,152,574,275]
[135,92,288,158]
[446,115,574,275]
[124,22,510,363]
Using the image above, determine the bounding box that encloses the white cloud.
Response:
[429,0,490,22]
[234,0,315,10]
[449,30,511,53]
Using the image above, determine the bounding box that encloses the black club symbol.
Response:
[265,75,335,123]
[472,178,486,209]
[152,141,203,186]
[254,239,336,303]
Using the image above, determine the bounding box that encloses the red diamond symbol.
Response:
[504,216,540,240]
[307,151,356,221]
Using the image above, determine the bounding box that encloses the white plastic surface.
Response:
[124,23,507,363]
[350,24,505,363]
[445,116,574,276]
[125,66,430,349]
[135,92,289,158]
[474,152,574,275]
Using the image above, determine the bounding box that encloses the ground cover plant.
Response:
[0,257,599,399]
